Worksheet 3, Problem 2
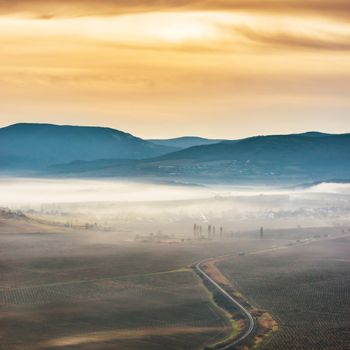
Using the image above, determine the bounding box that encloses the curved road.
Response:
[195,234,350,349]
[195,260,255,350]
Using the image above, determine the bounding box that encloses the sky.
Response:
[0,0,350,138]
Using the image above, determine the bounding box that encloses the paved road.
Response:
[195,260,255,350]
[195,234,350,349]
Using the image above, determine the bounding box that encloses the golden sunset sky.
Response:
[1,0,350,138]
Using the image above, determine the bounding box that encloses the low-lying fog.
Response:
[1,178,349,235]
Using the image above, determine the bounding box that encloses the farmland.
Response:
[218,234,350,350]
[0,216,282,350]
[0,233,223,349]
[0,208,349,350]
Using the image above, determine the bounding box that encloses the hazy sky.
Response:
[1,1,350,138]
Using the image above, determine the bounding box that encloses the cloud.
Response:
[1,1,350,138]
[1,1,350,22]
[232,26,350,51]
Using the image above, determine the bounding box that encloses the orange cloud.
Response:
[0,2,350,137]
[231,26,350,52]
[0,1,350,21]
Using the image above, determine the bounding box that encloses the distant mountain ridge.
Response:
[149,136,225,149]
[156,133,349,162]
[48,132,350,183]
[0,123,176,169]
[292,131,333,138]
[148,131,333,150]
[1,123,349,183]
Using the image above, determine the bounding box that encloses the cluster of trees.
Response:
[193,224,264,239]
[193,224,224,239]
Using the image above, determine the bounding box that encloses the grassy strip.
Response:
[194,272,239,350]
[206,319,238,349]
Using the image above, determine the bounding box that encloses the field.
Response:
[0,268,229,350]
[0,234,223,349]
[0,216,282,350]
[218,233,350,350]
[0,212,348,350]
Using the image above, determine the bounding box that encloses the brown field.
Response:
[0,213,348,350]
[218,234,350,350]
[0,216,278,350]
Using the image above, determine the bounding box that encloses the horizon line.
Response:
[1,121,349,141]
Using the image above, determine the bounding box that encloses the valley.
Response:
[0,205,349,350]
